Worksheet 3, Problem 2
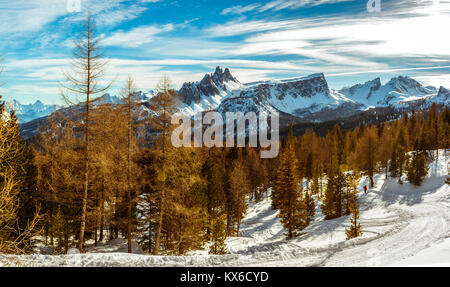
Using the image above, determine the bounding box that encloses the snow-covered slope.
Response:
[2,151,448,267]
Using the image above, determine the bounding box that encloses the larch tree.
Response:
[228,160,250,236]
[352,126,378,188]
[0,96,40,254]
[61,13,112,251]
[274,126,308,239]
[119,76,142,253]
[148,75,180,255]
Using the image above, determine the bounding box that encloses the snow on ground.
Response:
[390,237,450,267]
[1,151,448,267]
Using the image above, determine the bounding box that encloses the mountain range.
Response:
[17,67,449,138]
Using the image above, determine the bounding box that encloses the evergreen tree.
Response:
[208,214,227,255]
[322,167,347,220]
[345,174,362,240]
[305,191,315,225]
[406,142,429,186]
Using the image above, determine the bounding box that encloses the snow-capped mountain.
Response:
[435,86,450,103]
[8,99,61,123]
[178,66,243,116]
[215,73,363,122]
[211,70,448,123]
[339,76,439,108]
[18,67,449,138]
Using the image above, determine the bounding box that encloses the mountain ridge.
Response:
[16,67,450,139]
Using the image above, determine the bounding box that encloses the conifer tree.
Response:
[322,166,347,219]
[228,160,250,235]
[0,97,40,254]
[305,190,315,225]
[274,125,308,239]
[117,76,143,253]
[61,13,112,251]
[352,126,378,188]
[345,174,362,240]
[148,75,180,255]
[208,213,227,255]
[406,141,429,186]
[50,206,69,254]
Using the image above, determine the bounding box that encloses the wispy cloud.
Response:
[221,4,262,15]
[221,0,356,15]
[209,1,450,73]
[259,0,356,12]
[102,24,175,47]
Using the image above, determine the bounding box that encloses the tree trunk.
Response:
[99,186,104,242]
[148,217,152,254]
[78,25,91,252]
[153,195,164,255]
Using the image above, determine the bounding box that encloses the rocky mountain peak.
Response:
[179,67,240,106]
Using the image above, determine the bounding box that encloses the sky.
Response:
[0,0,450,105]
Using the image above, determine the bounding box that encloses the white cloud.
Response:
[102,24,174,47]
[221,4,262,15]
[259,0,355,12]
[0,0,67,33]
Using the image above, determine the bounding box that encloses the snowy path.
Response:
[1,152,448,267]
[232,154,449,267]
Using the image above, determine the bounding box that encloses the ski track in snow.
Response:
[1,152,449,267]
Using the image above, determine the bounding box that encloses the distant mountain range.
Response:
[17,66,449,138]
[7,99,61,124]
[178,67,448,122]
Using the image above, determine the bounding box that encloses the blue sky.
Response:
[1,0,450,104]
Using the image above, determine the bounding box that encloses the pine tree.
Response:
[345,172,362,240]
[322,167,347,219]
[305,190,315,225]
[406,142,429,186]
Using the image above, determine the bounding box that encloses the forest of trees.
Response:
[0,15,449,255]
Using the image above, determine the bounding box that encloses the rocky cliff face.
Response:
[179,66,241,106]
